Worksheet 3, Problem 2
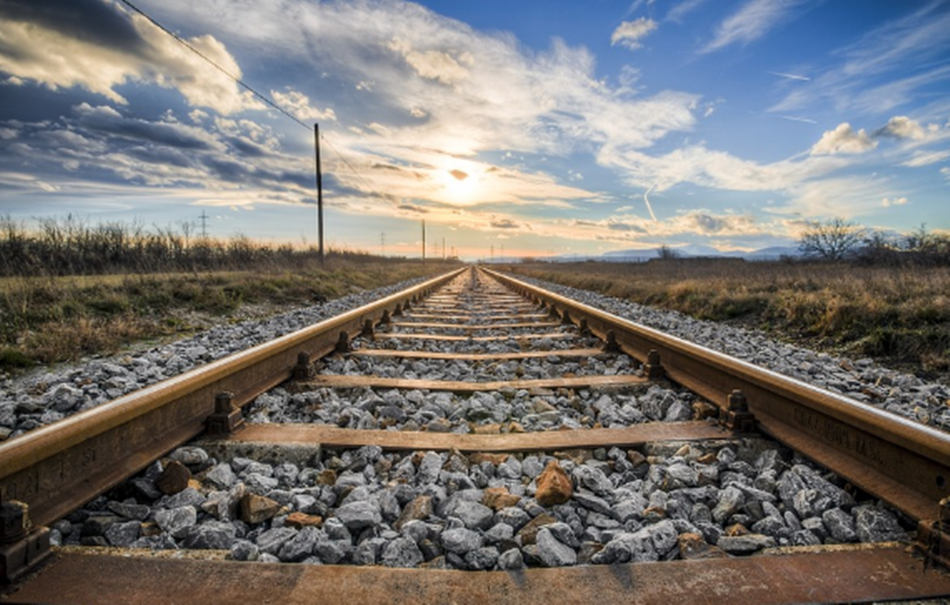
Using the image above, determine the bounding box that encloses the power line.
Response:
[119,0,309,130]
[119,0,386,201]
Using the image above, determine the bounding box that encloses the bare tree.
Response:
[798,217,866,261]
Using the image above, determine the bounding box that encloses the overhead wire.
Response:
[118,0,388,200]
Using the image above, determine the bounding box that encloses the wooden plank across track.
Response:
[8,544,950,605]
[390,321,561,330]
[349,347,604,361]
[482,267,950,529]
[378,332,571,342]
[217,420,726,452]
[293,373,648,393]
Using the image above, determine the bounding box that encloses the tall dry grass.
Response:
[0,217,458,374]
[504,259,950,380]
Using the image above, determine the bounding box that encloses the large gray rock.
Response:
[717,533,776,554]
[182,521,237,550]
[536,528,577,567]
[154,506,197,539]
[822,508,858,543]
[336,500,382,530]
[381,536,425,568]
[278,526,321,562]
[105,521,141,547]
[441,528,484,554]
[854,505,907,543]
[256,526,298,556]
[777,465,853,518]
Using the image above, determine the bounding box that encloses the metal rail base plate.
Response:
[5,544,950,604]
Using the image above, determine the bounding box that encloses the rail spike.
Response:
[916,497,950,569]
[0,499,51,584]
[644,349,664,379]
[206,391,245,436]
[292,351,315,381]
[719,389,756,433]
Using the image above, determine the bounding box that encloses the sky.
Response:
[1,0,949,260]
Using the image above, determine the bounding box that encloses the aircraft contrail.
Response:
[643,182,658,222]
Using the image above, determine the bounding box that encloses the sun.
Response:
[436,164,482,204]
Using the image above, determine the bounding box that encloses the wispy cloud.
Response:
[611,18,658,50]
[702,0,807,54]
[780,115,817,124]
[769,70,810,82]
[771,2,950,115]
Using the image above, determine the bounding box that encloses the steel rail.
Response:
[0,267,466,530]
[483,267,950,528]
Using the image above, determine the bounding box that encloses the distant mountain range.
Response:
[484,244,801,263]
[601,244,801,261]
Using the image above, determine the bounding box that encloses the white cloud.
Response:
[388,38,472,86]
[611,18,658,50]
[702,0,805,53]
[0,3,258,115]
[875,115,925,139]
[810,123,877,155]
[271,88,337,122]
[882,197,908,207]
[902,149,950,167]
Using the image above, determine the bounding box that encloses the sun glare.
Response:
[437,164,482,204]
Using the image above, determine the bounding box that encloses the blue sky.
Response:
[1,0,948,259]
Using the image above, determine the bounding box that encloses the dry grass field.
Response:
[502,259,950,383]
[0,257,456,375]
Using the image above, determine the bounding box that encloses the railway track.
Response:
[3,266,950,603]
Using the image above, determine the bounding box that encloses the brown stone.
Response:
[443,450,470,473]
[239,493,281,525]
[535,460,573,507]
[642,506,667,522]
[678,532,728,560]
[426,418,452,433]
[482,487,522,511]
[531,399,557,414]
[692,400,720,420]
[469,452,509,466]
[554,449,591,465]
[393,495,433,531]
[316,469,337,486]
[155,460,191,495]
[627,450,647,466]
[516,513,556,545]
[507,421,525,434]
[696,453,718,465]
[140,522,161,537]
[725,523,750,537]
[472,423,502,435]
[285,512,323,529]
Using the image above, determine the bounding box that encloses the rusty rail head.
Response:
[0,267,467,529]
[482,267,950,524]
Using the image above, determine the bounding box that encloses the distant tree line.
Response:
[0,215,392,277]
[799,218,950,266]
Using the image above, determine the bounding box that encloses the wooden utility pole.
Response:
[314,123,325,265]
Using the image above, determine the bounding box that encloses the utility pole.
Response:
[314,123,325,265]
[422,219,426,264]
[199,211,209,239]
[379,231,386,257]
[442,237,445,261]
